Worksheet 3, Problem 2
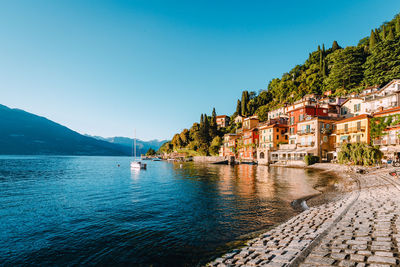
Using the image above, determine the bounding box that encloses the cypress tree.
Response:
[332,40,340,51]
[211,108,217,126]
[317,45,321,52]
[388,27,395,41]
[322,44,325,54]
[322,59,327,77]
[382,25,386,40]
[241,91,249,117]
[319,50,323,71]
[369,30,377,49]
[374,29,381,42]
[200,114,204,126]
[236,100,241,115]
[203,113,210,143]
[396,17,400,35]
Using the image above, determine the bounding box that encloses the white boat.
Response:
[131,130,146,170]
[152,157,162,161]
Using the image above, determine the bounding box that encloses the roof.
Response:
[340,97,362,106]
[259,123,288,129]
[297,116,341,124]
[377,79,400,93]
[335,114,371,124]
[373,106,400,117]
[216,115,229,118]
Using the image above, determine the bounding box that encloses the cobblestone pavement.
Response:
[207,168,400,267]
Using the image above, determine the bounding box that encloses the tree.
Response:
[146,148,156,156]
[324,46,366,93]
[363,35,400,86]
[382,25,386,40]
[209,136,222,155]
[388,27,395,41]
[255,105,269,122]
[179,129,190,147]
[332,40,340,51]
[236,100,241,116]
[396,17,400,35]
[374,29,381,42]
[171,134,183,149]
[209,108,218,138]
[241,91,249,116]
[369,30,377,49]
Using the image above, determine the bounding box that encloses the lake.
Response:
[0,156,337,266]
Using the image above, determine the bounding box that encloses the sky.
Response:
[0,0,399,141]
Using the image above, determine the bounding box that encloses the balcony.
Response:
[279,144,297,150]
[298,129,315,135]
[374,138,400,146]
[298,142,315,147]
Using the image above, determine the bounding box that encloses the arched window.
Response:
[260,152,265,159]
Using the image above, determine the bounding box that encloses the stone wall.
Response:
[192,156,226,163]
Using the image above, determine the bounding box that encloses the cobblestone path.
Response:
[207,168,400,267]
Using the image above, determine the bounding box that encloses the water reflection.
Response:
[0,157,337,267]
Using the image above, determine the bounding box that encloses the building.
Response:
[216,115,230,128]
[363,80,400,114]
[242,116,259,130]
[286,103,329,145]
[335,114,371,148]
[238,128,259,161]
[372,106,400,157]
[339,98,366,118]
[233,115,244,124]
[219,133,239,157]
[257,123,288,164]
[268,106,286,120]
[296,117,337,161]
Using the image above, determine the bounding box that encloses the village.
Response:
[217,79,400,166]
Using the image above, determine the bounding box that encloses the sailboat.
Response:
[130,130,147,170]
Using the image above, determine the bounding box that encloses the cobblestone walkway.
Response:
[207,168,400,267]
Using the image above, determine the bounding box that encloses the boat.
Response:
[152,157,162,161]
[130,130,147,170]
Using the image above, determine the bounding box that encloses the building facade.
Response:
[335,114,371,148]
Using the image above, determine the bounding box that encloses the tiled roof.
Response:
[335,114,371,124]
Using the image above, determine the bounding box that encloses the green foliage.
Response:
[337,143,382,166]
[255,105,269,122]
[323,46,366,93]
[146,148,156,156]
[236,100,241,116]
[209,136,222,155]
[304,155,319,165]
[369,30,377,49]
[241,91,249,117]
[363,35,400,86]
[370,114,400,140]
[396,17,400,35]
[388,27,395,41]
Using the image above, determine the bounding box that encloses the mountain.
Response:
[88,135,168,156]
[0,104,130,156]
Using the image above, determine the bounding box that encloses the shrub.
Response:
[337,143,382,166]
[304,155,319,165]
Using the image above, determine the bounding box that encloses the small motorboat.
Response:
[152,157,162,161]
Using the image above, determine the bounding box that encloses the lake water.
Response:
[0,156,337,266]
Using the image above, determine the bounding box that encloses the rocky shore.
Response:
[207,164,400,266]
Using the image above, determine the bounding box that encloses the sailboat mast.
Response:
[134,129,137,159]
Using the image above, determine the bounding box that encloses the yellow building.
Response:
[335,114,371,146]
[258,123,288,150]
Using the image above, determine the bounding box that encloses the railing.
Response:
[298,129,315,135]
[279,144,297,150]
[298,142,315,147]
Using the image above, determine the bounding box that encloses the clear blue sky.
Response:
[0,1,399,140]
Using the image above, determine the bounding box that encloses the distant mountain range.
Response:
[0,104,167,156]
[87,135,168,155]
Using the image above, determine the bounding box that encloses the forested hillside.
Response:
[160,13,400,156]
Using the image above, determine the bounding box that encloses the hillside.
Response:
[160,13,400,155]
[0,104,129,156]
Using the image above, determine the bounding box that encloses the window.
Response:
[323,136,328,142]
[356,135,361,142]
[285,136,288,140]
[277,135,279,140]
[345,124,348,132]
[276,128,279,132]
[357,121,361,131]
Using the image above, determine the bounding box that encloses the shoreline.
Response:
[206,163,360,266]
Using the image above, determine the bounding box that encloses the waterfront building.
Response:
[363,79,400,114]
[219,133,239,157]
[319,96,347,118]
[257,122,288,164]
[372,106,400,156]
[238,128,259,161]
[339,97,366,118]
[216,115,230,128]
[335,114,371,148]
